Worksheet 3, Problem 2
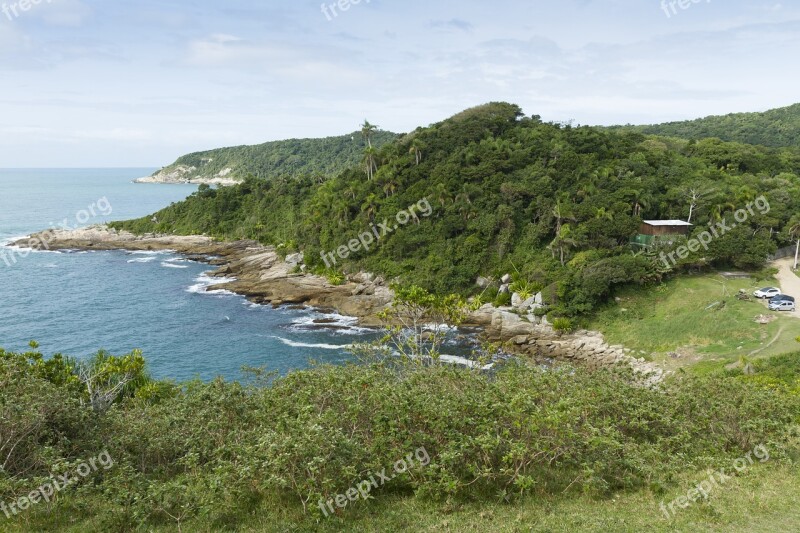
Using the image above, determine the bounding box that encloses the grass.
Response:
[588,274,800,373]
[8,463,799,532]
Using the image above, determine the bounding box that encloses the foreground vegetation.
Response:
[113,102,800,317]
[1,341,798,532]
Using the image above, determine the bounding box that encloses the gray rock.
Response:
[476,276,491,288]
[511,292,522,307]
[534,292,543,305]
[285,253,304,266]
[499,284,510,294]
[501,274,512,284]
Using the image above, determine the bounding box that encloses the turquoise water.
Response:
[0,169,374,381]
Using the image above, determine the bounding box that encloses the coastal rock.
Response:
[16,226,393,325]
[134,165,241,186]
[14,226,668,383]
[285,253,304,266]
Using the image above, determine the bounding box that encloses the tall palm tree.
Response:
[363,146,378,181]
[788,215,800,270]
[361,120,378,148]
[409,139,424,165]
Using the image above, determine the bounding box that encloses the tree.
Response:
[371,285,468,362]
[363,146,378,180]
[409,139,424,165]
[684,186,713,223]
[549,223,581,266]
[787,215,800,270]
[361,119,378,148]
[361,193,379,224]
[77,350,148,413]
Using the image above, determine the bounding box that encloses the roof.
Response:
[642,220,693,227]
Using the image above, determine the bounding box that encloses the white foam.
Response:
[289,311,373,335]
[161,262,188,269]
[127,257,158,263]
[129,250,173,255]
[187,273,237,295]
[271,336,352,350]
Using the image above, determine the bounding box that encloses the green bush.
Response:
[2,343,799,529]
[552,317,574,333]
[493,292,512,307]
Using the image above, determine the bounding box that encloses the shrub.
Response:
[493,292,512,307]
[552,317,574,333]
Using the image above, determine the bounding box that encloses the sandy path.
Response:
[773,257,800,318]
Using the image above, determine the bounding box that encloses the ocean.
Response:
[0,168,377,382]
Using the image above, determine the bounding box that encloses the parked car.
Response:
[754,287,781,299]
[769,294,795,303]
[769,299,796,312]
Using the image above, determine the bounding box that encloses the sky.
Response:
[0,0,798,167]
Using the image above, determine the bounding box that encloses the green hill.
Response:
[610,103,800,148]
[113,102,800,316]
[141,130,399,183]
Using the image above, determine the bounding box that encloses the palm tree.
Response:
[409,139,424,165]
[549,223,579,266]
[594,207,614,221]
[361,120,378,148]
[361,193,379,224]
[363,146,378,181]
[787,215,800,270]
[382,177,398,197]
[710,201,735,222]
[432,183,452,207]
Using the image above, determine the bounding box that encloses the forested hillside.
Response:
[113,103,800,316]
[611,103,800,148]
[150,130,399,182]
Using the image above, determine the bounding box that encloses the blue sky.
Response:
[0,0,797,167]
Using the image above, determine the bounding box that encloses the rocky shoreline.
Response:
[12,225,666,382]
[134,165,241,186]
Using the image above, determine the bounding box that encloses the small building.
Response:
[632,220,692,248]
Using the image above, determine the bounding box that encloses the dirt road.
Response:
[773,257,800,318]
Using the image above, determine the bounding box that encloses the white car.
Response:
[769,299,796,312]
[754,287,781,299]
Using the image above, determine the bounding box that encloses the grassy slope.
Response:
[589,274,800,373]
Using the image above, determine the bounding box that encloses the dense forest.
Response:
[610,103,800,148]
[113,103,800,316]
[151,130,399,182]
